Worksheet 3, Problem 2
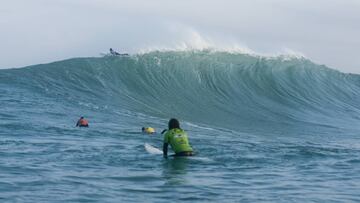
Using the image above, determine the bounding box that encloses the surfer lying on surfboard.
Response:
[109,48,129,56]
[162,118,193,158]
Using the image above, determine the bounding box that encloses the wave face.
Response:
[2,51,360,133]
[1,51,360,202]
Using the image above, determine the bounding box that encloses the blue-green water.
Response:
[1,51,360,202]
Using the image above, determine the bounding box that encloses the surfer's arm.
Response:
[163,143,168,158]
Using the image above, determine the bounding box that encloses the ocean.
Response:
[1,50,359,202]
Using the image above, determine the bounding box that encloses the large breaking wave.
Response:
[1,50,360,134]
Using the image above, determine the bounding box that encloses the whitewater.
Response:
[1,50,360,202]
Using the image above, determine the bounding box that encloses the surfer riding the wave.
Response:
[162,118,193,158]
[109,48,120,55]
[109,48,129,56]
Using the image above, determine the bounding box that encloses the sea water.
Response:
[1,51,360,202]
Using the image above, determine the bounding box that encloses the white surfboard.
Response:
[144,143,163,155]
[144,143,213,162]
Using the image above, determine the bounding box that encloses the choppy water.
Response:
[1,51,360,202]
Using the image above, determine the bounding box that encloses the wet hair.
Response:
[80,116,84,119]
[168,118,180,130]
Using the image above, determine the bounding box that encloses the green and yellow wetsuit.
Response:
[163,128,193,155]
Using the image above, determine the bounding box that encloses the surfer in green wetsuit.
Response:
[162,118,193,158]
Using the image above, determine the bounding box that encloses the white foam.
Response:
[137,28,306,60]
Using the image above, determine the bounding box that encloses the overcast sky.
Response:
[1,0,359,73]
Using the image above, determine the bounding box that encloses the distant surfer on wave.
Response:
[109,48,120,56]
[76,116,89,127]
[162,118,193,158]
[109,48,129,56]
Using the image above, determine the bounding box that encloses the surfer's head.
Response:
[168,118,180,130]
